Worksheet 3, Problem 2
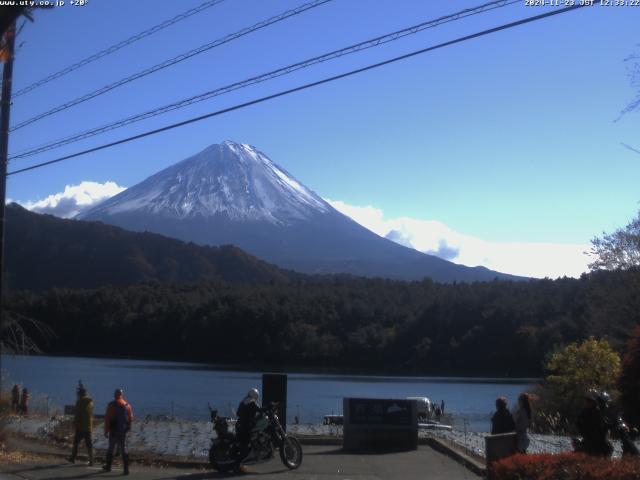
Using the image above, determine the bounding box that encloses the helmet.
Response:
[585,389,599,402]
[248,388,259,400]
[596,391,611,411]
[114,388,124,398]
[597,391,611,405]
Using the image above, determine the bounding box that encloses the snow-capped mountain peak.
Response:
[78,141,519,282]
[80,140,330,224]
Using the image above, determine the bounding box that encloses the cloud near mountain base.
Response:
[327,199,590,279]
[16,181,590,279]
[21,181,126,219]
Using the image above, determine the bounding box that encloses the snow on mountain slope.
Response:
[81,141,329,224]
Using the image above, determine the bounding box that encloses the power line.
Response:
[12,0,226,98]
[10,0,519,161]
[7,3,589,177]
[10,0,334,131]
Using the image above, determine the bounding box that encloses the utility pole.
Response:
[0,21,16,396]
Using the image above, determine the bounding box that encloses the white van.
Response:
[406,396,431,421]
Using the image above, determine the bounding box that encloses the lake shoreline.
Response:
[4,353,541,383]
[2,354,536,432]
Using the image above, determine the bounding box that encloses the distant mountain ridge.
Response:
[5,203,294,291]
[79,140,523,282]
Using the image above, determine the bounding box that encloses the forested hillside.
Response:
[7,268,639,376]
[4,203,295,289]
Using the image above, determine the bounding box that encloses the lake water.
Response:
[2,355,534,431]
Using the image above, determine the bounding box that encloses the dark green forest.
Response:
[7,268,640,376]
[5,203,640,377]
[4,203,295,290]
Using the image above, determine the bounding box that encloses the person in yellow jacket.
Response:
[70,382,94,465]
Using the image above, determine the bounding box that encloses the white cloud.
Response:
[21,181,126,219]
[327,199,591,279]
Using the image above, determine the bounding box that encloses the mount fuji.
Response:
[79,141,519,282]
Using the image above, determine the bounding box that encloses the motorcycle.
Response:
[208,402,303,472]
[572,417,638,457]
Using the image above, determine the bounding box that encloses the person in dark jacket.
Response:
[491,396,515,434]
[235,388,263,463]
[576,391,612,457]
[11,384,19,414]
[19,388,30,416]
[103,388,133,475]
[70,382,94,465]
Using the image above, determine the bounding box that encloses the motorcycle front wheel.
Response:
[279,435,303,469]
[209,439,240,472]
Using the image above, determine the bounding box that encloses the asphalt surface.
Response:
[0,444,480,480]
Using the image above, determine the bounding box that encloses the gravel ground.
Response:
[428,428,640,459]
[5,416,343,459]
[6,414,639,460]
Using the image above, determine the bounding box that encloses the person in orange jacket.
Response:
[103,388,133,475]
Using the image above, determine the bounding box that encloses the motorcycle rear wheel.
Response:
[279,435,303,469]
[209,439,240,472]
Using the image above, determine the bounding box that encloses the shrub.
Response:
[492,453,640,480]
[533,337,620,433]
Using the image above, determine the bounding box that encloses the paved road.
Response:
[0,445,479,480]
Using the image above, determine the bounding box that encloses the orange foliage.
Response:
[492,453,640,480]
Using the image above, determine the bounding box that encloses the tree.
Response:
[619,326,640,428]
[536,337,621,431]
[589,211,640,271]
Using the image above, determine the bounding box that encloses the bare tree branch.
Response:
[0,310,55,355]
[617,45,640,119]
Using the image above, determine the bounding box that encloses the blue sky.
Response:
[6,0,640,277]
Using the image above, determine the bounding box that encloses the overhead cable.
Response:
[10,0,519,160]
[7,4,590,177]
[10,0,334,131]
[13,0,226,98]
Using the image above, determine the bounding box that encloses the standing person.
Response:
[491,396,515,434]
[103,388,133,475]
[10,385,19,414]
[576,390,612,457]
[513,393,531,453]
[441,400,445,415]
[70,382,94,465]
[19,388,30,416]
